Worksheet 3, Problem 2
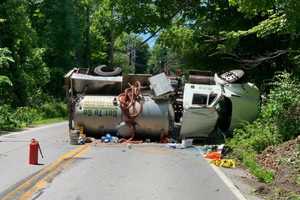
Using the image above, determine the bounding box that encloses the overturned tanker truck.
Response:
[64,66,260,144]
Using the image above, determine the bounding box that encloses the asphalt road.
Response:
[0,123,240,200]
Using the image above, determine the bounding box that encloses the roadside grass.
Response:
[241,152,274,183]
[226,121,278,183]
[31,117,66,126]
[0,117,67,136]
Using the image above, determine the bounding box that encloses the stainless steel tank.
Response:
[74,96,122,134]
[135,96,171,137]
[74,95,173,137]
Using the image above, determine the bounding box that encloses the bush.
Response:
[228,121,280,154]
[12,107,42,126]
[261,72,300,140]
[0,101,67,131]
[0,105,20,130]
[227,72,300,183]
[40,102,67,118]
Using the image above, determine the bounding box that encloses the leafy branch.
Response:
[0,48,14,86]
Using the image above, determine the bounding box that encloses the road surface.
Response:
[0,122,242,200]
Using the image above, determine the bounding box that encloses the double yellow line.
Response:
[2,144,91,200]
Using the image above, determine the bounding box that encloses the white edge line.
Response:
[210,164,248,200]
[0,122,67,138]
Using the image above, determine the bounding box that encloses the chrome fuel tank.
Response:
[74,95,173,136]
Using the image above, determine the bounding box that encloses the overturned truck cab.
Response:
[180,70,260,138]
[65,67,260,144]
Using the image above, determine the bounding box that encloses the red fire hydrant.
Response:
[29,138,43,165]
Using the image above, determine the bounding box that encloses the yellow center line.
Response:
[2,144,91,200]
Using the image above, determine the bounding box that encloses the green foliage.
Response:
[261,72,300,140]
[228,0,300,33]
[156,0,300,81]
[0,75,12,86]
[0,48,14,67]
[224,14,288,43]
[12,107,42,126]
[228,0,275,16]
[241,151,274,183]
[0,105,19,130]
[228,121,280,153]
[0,48,13,87]
[0,102,67,130]
[228,72,300,182]
[227,122,276,183]
[228,72,300,152]
[148,43,183,73]
[40,102,67,119]
[114,0,196,33]
[159,27,195,55]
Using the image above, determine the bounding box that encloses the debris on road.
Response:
[195,144,224,154]
[196,144,237,169]
[101,134,119,143]
[77,135,95,145]
[182,139,193,148]
[166,138,193,149]
[211,159,236,168]
[78,135,85,145]
[166,143,185,149]
[204,152,221,160]
[118,138,143,144]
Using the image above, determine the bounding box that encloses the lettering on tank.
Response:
[83,107,118,118]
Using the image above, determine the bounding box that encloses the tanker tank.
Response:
[73,95,173,138]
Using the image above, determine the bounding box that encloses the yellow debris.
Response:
[211,159,236,168]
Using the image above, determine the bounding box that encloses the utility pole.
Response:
[131,47,136,71]
[84,5,90,68]
[108,5,115,69]
[127,35,136,72]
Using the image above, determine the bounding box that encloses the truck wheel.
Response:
[94,65,122,76]
[69,129,80,145]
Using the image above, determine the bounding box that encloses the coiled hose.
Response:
[118,81,143,142]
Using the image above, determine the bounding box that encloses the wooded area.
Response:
[1,0,300,108]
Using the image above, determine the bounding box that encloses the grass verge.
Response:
[241,152,274,183]
[31,117,66,126]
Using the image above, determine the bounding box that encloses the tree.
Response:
[113,33,150,74]
[0,48,13,86]
[155,0,300,84]
[0,0,50,106]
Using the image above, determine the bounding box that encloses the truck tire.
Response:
[69,129,80,145]
[94,65,122,76]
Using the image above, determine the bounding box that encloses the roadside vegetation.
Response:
[0,101,67,131]
[227,72,300,197]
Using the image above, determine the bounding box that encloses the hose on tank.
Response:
[118,81,143,119]
[118,81,143,141]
